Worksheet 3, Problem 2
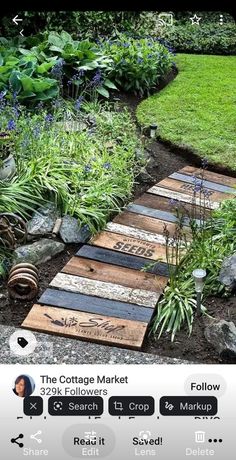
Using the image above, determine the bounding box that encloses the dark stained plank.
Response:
[114,211,192,240]
[22,304,147,349]
[170,172,236,194]
[179,166,236,188]
[90,231,169,262]
[126,203,197,226]
[135,193,211,220]
[62,257,168,293]
[76,245,170,276]
[156,178,234,203]
[51,273,160,308]
[38,288,154,323]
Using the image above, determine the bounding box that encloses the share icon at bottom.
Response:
[30,431,42,444]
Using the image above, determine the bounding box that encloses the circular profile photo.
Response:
[13,375,35,398]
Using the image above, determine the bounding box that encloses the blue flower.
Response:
[122,42,130,48]
[103,162,111,170]
[33,125,41,138]
[90,70,102,87]
[75,96,83,111]
[137,57,143,64]
[45,113,53,123]
[201,157,208,169]
[7,119,16,131]
[84,164,92,173]
[147,54,153,59]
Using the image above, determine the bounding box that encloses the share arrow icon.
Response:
[13,15,23,25]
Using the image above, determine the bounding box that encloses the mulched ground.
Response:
[1,72,235,364]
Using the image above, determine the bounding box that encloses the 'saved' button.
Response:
[160,396,217,416]
[109,396,154,416]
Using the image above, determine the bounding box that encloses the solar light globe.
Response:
[150,124,158,139]
[192,268,206,293]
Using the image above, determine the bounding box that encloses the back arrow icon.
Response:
[13,15,23,25]
[20,29,24,37]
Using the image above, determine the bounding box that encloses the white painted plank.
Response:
[106,222,166,244]
[148,186,219,210]
[50,273,160,308]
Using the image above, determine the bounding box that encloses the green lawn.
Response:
[136,54,236,170]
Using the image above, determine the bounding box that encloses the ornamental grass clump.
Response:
[151,160,236,341]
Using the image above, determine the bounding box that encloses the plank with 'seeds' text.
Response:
[22,165,235,349]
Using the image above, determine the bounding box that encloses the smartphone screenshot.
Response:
[0,6,235,459]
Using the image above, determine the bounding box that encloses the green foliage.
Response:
[0,99,142,232]
[151,173,236,342]
[162,23,236,55]
[137,54,236,169]
[101,34,173,96]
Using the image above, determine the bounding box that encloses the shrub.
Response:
[101,34,173,95]
[161,23,236,55]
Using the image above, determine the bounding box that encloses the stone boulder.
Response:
[13,239,65,266]
[219,253,236,290]
[59,216,91,244]
[27,203,60,237]
[204,319,236,359]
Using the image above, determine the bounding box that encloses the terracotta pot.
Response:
[0,154,16,180]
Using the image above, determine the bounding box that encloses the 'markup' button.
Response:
[109,396,154,416]
[160,396,217,416]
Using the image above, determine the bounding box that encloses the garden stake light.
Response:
[150,124,158,139]
[192,268,206,316]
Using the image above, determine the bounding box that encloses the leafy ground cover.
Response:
[136,54,236,170]
[0,98,142,231]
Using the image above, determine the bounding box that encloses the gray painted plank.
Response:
[126,203,200,226]
[170,172,236,194]
[76,245,170,277]
[51,273,160,308]
[39,288,154,323]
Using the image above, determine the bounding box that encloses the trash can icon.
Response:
[195,431,205,443]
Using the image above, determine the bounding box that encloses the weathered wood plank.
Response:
[170,172,236,194]
[147,186,220,210]
[39,288,154,323]
[114,211,192,239]
[90,231,168,262]
[179,166,236,188]
[126,203,197,226]
[76,245,170,276]
[62,257,168,293]
[51,272,160,308]
[156,178,234,203]
[22,304,147,349]
[106,222,166,245]
[135,193,211,220]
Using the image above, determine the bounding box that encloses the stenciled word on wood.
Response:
[22,304,148,349]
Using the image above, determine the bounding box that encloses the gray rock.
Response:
[13,238,65,266]
[219,253,236,290]
[27,203,59,236]
[59,216,91,244]
[204,320,236,359]
[137,168,154,183]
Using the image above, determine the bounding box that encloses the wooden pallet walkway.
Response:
[22,166,235,349]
